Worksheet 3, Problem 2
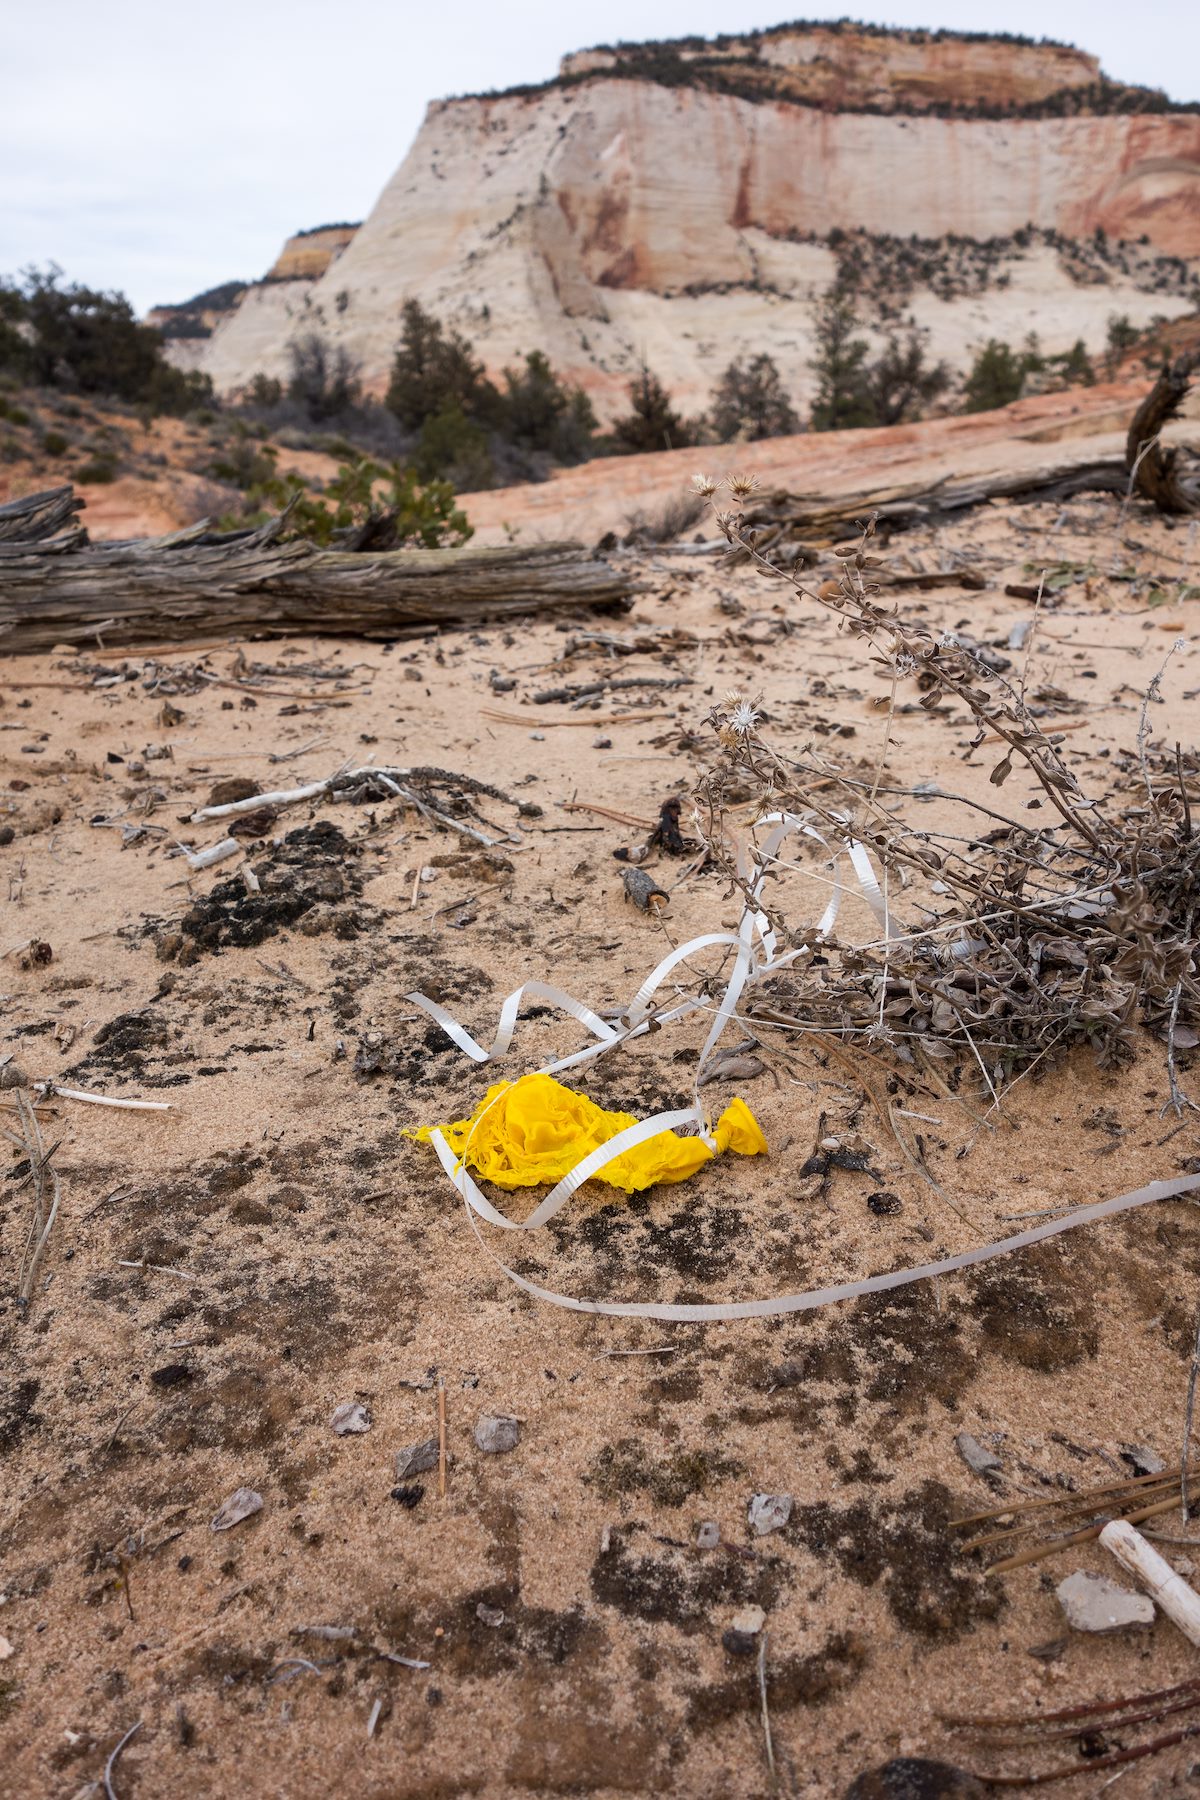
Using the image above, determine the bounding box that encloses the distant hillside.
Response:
[160,20,1200,416]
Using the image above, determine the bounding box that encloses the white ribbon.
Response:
[398,814,1199,1321]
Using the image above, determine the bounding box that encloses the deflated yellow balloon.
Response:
[406,1071,767,1194]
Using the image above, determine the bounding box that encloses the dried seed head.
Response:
[727,472,760,500]
[729,700,762,736]
[690,473,718,498]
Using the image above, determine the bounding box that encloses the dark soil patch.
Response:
[967,1243,1099,1372]
[587,1437,742,1508]
[790,1480,1004,1639]
[66,1006,173,1086]
[554,1199,745,1296]
[152,822,371,962]
[685,1629,867,1730]
[590,1525,783,1631]
[0,1377,41,1453]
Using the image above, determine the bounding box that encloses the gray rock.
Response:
[394,1436,439,1479]
[1120,1442,1166,1476]
[1056,1570,1155,1634]
[211,1487,263,1532]
[330,1401,371,1436]
[747,1492,792,1536]
[696,1521,720,1550]
[845,1759,986,1800]
[954,1432,1002,1476]
[475,1413,520,1455]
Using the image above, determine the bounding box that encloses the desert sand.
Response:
[1,448,1198,1796]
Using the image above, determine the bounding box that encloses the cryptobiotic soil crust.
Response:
[0,488,1198,1798]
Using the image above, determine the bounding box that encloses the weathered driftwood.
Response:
[737,457,1132,548]
[1100,1519,1200,1647]
[1126,354,1200,514]
[738,371,1199,547]
[0,487,637,654]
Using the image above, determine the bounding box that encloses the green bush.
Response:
[209,432,280,489]
[866,328,951,426]
[286,332,361,422]
[413,404,494,489]
[809,289,874,431]
[608,365,691,453]
[1057,339,1095,386]
[962,338,1040,412]
[246,373,283,408]
[221,454,471,550]
[500,350,596,462]
[0,395,30,425]
[0,265,212,415]
[710,352,798,441]
[76,455,117,483]
[1107,313,1139,358]
[387,299,498,431]
[42,430,69,457]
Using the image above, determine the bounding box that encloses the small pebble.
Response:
[330,1401,371,1436]
[845,1759,985,1799]
[747,1492,792,1536]
[476,1603,505,1628]
[1120,1442,1166,1476]
[696,1521,720,1550]
[211,1487,263,1532]
[954,1432,1002,1476]
[731,1605,765,1635]
[395,1437,440,1479]
[1056,1569,1155,1634]
[475,1413,520,1455]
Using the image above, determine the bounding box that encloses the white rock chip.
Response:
[211,1487,264,1532]
[1057,1570,1155,1634]
[731,1605,766,1635]
[696,1521,720,1550]
[330,1401,371,1436]
[747,1493,793,1537]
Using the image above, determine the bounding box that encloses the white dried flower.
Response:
[691,473,718,497]
[727,471,760,499]
[729,700,761,735]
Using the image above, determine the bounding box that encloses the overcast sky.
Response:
[3,1,1196,314]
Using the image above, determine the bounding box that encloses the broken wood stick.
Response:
[1126,354,1200,515]
[1101,1518,1200,1646]
[0,488,640,654]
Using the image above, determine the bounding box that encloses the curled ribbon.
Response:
[408,814,1198,1318]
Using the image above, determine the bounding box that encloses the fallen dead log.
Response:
[739,370,1199,547]
[0,487,638,654]
[737,457,1132,547]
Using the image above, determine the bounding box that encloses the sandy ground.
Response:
[1,476,1199,1798]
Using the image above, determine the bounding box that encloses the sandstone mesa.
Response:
[157,22,1200,419]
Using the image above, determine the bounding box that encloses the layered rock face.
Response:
[175,25,1200,414]
[560,25,1102,112]
[267,223,359,282]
